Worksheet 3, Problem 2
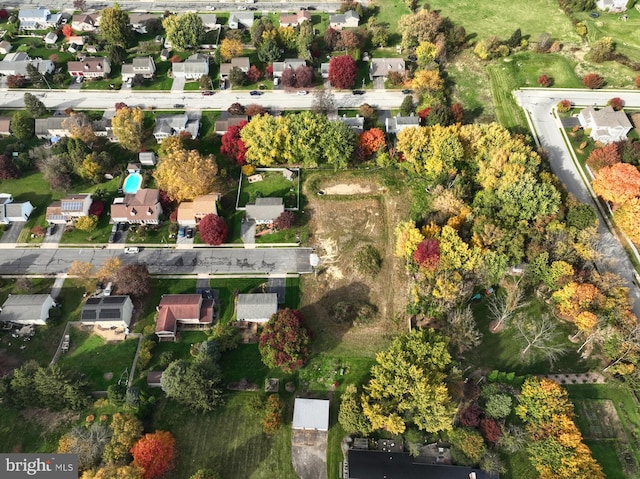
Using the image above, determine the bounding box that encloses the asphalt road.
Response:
[515,88,640,318]
[0,247,314,275]
[0,89,405,112]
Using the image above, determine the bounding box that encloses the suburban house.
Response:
[198,13,219,30]
[0,194,34,224]
[348,450,493,479]
[129,13,160,34]
[44,32,58,45]
[219,57,251,78]
[110,189,162,225]
[18,8,61,30]
[596,0,627,11]
[385,113,420,134]
[122,56,156,81]
[334,114,365,134]
[172,53,209,80]
[577,106,632,144]
[0,294,56,326]
[245,197,285,224]
[235,293,278,323]
[71,13,100,31]
[139,151,156,166]
[293,398,330,432]
[279,10,311,27]
[35,117,67,139]
[228,11,255,29]
[153,113,200,142]
[273,58,306,79]
[0,41,12,55]
[155,294,215,341]
[214,113,248,134]
[369,58,406,81]
[66,36,86,47]
[0,117,11,136]
[45,194,93,225]
[177,193,221,227]
[0,53,54,77]
[81,296,134,330]
[68,57,111,79]
[329,10,360,29]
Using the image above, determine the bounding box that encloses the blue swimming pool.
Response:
[123,173,142,194]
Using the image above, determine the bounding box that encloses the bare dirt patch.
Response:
[0,350,21,377]
[301,173,410,357]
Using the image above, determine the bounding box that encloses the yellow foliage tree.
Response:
[154,145,219,202]
[97,257,121,282]
[81,466,143,479]
[111,107,144,152]
[219,38,243,62]
[415,41,439,66]
[411,69,444,93]
[574,311,598,332]
[394,221,424,258]
[75,215,98,232]
[68,261,95,278]
[614,197,640,244]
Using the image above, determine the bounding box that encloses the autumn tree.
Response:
[199,214,227,245]
[361,329,455,434]
[357,128,386,159]
[111,106,144,152]
[273,211,295,230]
[395,221,424,258]
[163,12,205,49]
[398,8,447,52]
[154,146,219,202]
[0,155,19,180]
[537,74,552,87]
[413,238,440,269]
[444,306,482,354]
[608,97,624,111]
[412,69,444,94]
[262,394,283,433]
[339,384,371,435]
[6,75,25,88]
[131,431,176,479]
[100,5,131,47]
[76,215,98,232]
[97,257,122,282]
[592,162,640,205]
[259,309,311,372]
[246,65,262,83]
[582,72,605,89]
[103,413,143,465]
[219,38,243,62]
[586,143,620,172]
[220,122,248,165]
[62,112,97,144]
[81,465,143,479]
[328,55,357,89]
[512,314,567,366]
[614,197,640,244]
[68,260,95,279]
[113,263,150,298]
[58,423,111,471]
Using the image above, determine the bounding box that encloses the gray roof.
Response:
[293,398,330,431]
[172,53,209,75]
[5,203,29,218]
[0,294,53,323]
[246,197,285,222]
[229,11,255,26]
[35,117,66,136]
[273,58,306,74]
[236,293,278,320]
[81,295,131,323]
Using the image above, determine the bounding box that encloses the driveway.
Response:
[0,223,24,243]
[241,218,256,245]
[171,77,186,92]
[292,429,328,479]
[266,277,286,304]
[42,225,64,245]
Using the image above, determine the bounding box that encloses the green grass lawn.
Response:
[57,329,138,391]
[126,221,174,245]
[237,170,299,209]
[0,403,67,453]
[153,393,298,479]
[210,277,268,324]
[576,8,640,62]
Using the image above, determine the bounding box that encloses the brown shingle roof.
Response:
[155,294,213,335]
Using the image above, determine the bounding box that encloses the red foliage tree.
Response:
[592,162,640,205]
[337,29,361,50]
[114,263,151,298]
[131,431,176,479]
[281,68,296,88]
[583,73,605,89]
[273,211,295,230]
[0,155,19,180]
[114,102,128,111]
[459,404,482,427]
[451,103,464,123]
[170,55,181,63]
[246,65,263,83]
[220,121,248,165]
[88,200,105,217]
[480,418,502,446]
[418,107,431,121]
[586,143,620,173]
[413,238,440,270]
[245,104,267,117]
[556,99,572,112]
[6,75,25,88]
[608,97,624,111]
[158,190,175,213]
[62,24,73,37]
[537,74,552,87]
[199,214,228,245]
[259,309,311,372]
[266,64,273,78]
[295,65,315,88]
[328,55,357,89]
[324,27,340,50]
[357,128,386,158]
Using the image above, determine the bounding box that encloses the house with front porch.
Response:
[0,52,54,77]
[155,294,215,341]
[68,57,111,79]
[46,194,93,225]
[122,56,156,81]
[177,193,221,227]
[577,106,632,144]
[172,53,209,80]
[110,189,162,225]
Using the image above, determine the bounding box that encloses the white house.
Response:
[121,56,156,81]
[68,57,111,79]
[81,295,134,330]
[0,52,54,77]
[293,398,330,432]
[153,113,200,142]
[273,58,306,78]
[172,53,209,80]
[334,114,364,134]
[71,13,100,32]
[228,12,255,29]
[329,10,359,30]
[385,113,420,135]
[111,189,162,225]
[44,32,58,45]
[370,58,406,81]
[596,0,628,11]
[236,293,278,323]
[0,194,34,224]
[578,106,632,144]
[46,194,93,225]
[18,8,61,30]
[0,294,56,326]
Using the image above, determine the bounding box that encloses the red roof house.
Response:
[155,294,214,341]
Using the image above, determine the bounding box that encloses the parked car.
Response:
[250,90,262,96]
[401,89,413,94]
[173,103,185,108]
[108,232,118,243]
[186,228,194,239]
[352,90,365,95]
[111,224,118,233]
[124,247,140,254]
[202,90,213,96]
[46,224,56,236]
[178,226,186,238]
[297,90,308,95]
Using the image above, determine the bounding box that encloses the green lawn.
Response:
[210,277,268,324]
[153,393,298,479]
[126,221,174,245]
[576,8,640,62]
[237,170,299,209]
[57,329,138,391]
[487,60,530,132]
[0,403,66,453]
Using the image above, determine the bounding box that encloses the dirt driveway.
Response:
[291,429,328,479]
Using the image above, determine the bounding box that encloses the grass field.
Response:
[576,7,640,61]
[237,170,299,209]
[154,394,298,479]
[0,403,71,453]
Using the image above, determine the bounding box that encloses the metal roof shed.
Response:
[293,398,330,432]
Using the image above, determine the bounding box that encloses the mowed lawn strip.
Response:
[154,394,298,479]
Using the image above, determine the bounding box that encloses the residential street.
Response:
[515,88,640,318]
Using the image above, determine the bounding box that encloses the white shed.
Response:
[293,398,330,432]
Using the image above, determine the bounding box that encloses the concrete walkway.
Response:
[50,274,67,299]
[542,372,606,385]
[292,429,328,479]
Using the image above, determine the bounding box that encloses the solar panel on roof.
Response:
[103,296,126,304]
[61,201,83,211]
[99,309,122,319]
[85,297,102,305]
[81,310,97,320]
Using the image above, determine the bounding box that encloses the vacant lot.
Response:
[300,171,410,357]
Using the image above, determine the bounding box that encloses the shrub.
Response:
[459,404,482,427]
[607,97,624,111]
[582,73,605,89]
[556,99,572,113]
[273,211,296,230]
[241,164,256,176]
[262,394,283,434]
[354,244,382,277]
[199,214,228,245]
[537,74,552,87]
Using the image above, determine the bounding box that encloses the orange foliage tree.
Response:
[131,431,176,479]
[585,143,620,173]
[357,128,386,158]
[614,197,640,244]
[62,24,73,37]
[592,162,640,205]
[551,281,602,319]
